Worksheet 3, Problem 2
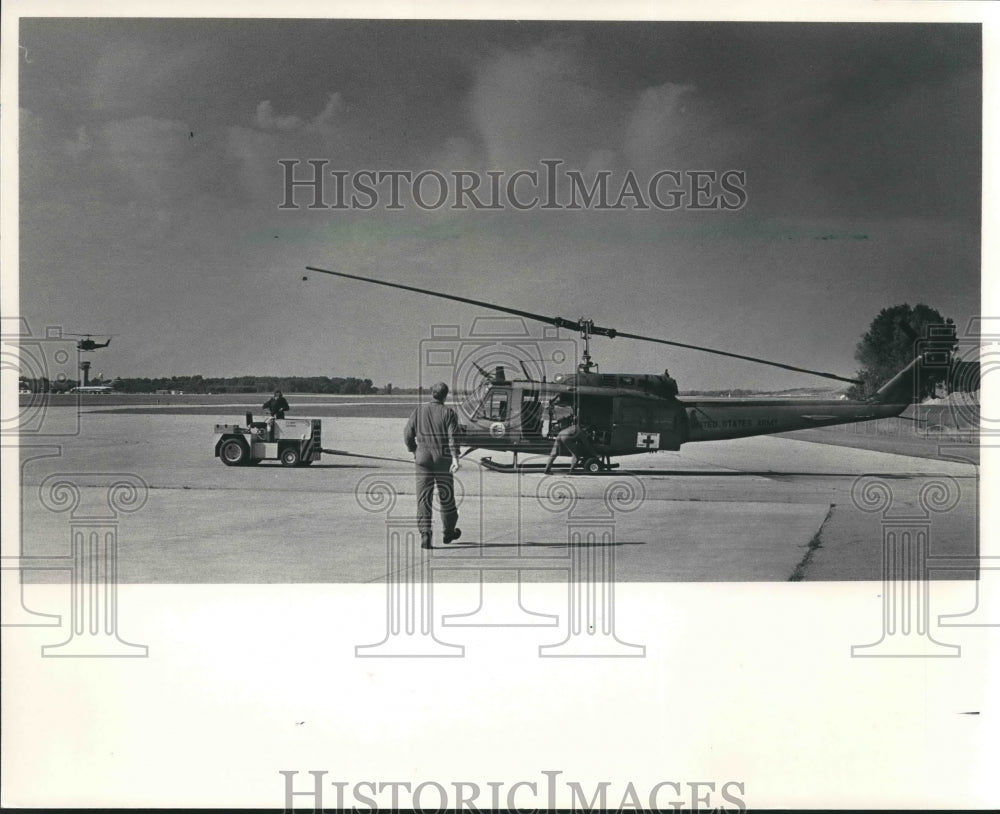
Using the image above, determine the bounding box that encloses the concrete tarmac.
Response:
[15,407,979,583]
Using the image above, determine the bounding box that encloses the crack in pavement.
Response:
[789,503,835,581]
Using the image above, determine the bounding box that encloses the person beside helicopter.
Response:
[404,381,462,549]
[543,413,598,474]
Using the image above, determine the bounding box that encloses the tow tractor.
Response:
[214,413,322,466]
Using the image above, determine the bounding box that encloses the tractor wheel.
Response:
[583,457,603,474]
[280,447,302,467]
[220,438,250,466]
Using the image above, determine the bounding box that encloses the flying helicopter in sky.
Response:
[304,266,957,473]
[68,333,117,352]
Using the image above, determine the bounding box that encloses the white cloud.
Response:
[255,100,303,132]
[466,43,706,177]
[225,124,278,202]
[228,93,352,202]
[254,93,343,133]
[469,42,618,171]
[307,92,344,132]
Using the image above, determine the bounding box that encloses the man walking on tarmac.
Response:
[404,381,462,549]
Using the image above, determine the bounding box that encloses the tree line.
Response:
[114,375,378,394]
[20,375,379,394]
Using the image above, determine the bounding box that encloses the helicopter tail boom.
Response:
[867,353,951,405]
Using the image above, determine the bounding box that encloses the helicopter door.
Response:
[613,396,682,452]
[518,389,543,440]
[577,394,614,446]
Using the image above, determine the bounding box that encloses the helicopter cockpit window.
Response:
[459,376,495,420]
[463,386,512,422]
[486,392,509,421]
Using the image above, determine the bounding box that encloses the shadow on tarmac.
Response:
[432,540,646,549]
[301,464,380,470]
[538,469,970,479]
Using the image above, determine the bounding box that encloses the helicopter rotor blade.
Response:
[304,265,861,385]
[304,266,592,333]
[614,330,862,385]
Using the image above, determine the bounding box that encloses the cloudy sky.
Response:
[15,18,982,389]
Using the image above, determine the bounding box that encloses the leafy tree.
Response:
[847,303,951,400]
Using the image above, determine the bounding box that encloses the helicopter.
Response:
[68,333,117,352]
[304,266,958,473]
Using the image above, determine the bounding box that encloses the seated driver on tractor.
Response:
[262,390,290,441]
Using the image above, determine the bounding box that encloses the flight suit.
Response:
[404,400,461,542]
[544,422,597,473]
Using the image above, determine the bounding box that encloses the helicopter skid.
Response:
[478,456,619,473]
